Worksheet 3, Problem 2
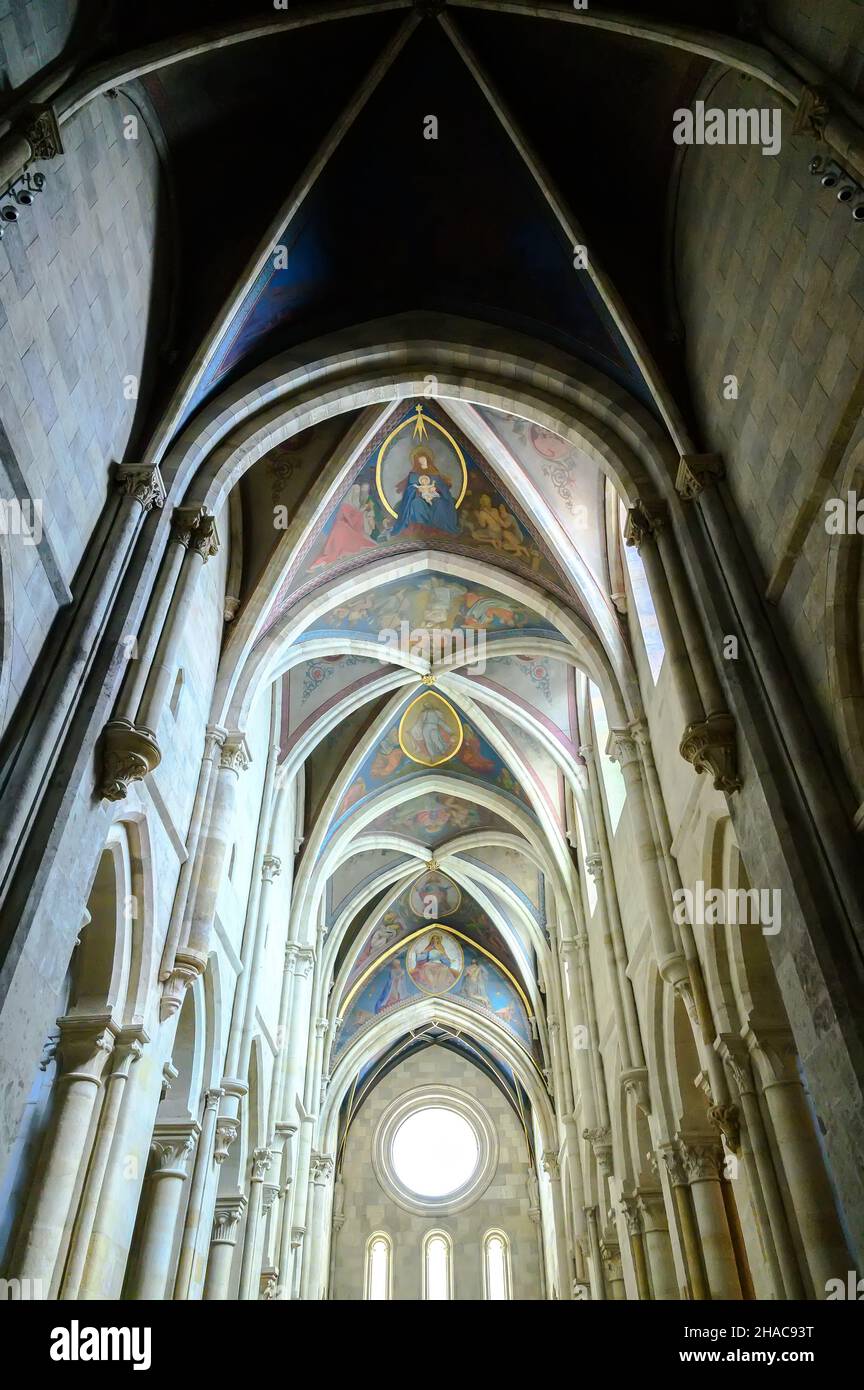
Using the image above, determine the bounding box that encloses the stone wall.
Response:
[333,1047,542,1300]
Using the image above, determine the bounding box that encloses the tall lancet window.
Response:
[483,1230,512,1300]
[423,1230,453,1300]
[365,1232,392,1300]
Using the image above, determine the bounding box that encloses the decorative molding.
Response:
[98,718,161,802]
[679,712,741,793]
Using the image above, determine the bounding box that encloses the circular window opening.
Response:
[391,1106,479,1198]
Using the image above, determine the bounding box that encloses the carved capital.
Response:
[214,1117,240,1165]
[621,1066,651,1115]
[55,1014,116,1083]
[311,1152,334,1184]
[607,727,639,768]
[159,950,204,1022]
[679,712,741,793]
[262,1183,280,1216]
[541,1149,560,1180]
[211,1197,246,1244]
[678,1139,723,1183]
[98,718,161,801]
[792,85,830,140]
[115,463,166,512]
[251,1146,273,1182]
[660,1145,687,1187]
[624,498,666,550]
[220,732,252,775]
[150,1126,198,1178]
[191,512,220,561]
[620,1195,642,1235]
[708,1102,741,1154]
[676,453,724,500]
[171,505,205,548]
[747,1028,799,1087]
[21,104,63,161]
[262,853,282,883]
[584,852,603,880]
[583,1126,614,1176]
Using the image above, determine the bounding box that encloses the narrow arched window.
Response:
[364,1232,392,1300]
[423,1230,453,1300]
[483,1230,512,1300]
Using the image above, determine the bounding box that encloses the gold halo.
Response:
[375,405,468,518]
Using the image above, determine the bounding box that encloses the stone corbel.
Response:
[115,462,166,513]
[97,718,161,802]
[675,453,724,500]
[21,105,63,163]
[583,1126,614,1177]
[623,497,667,551]
[621,1066,651,1116]
[214,1117,241,1165]
[707,1102,741,1155]
[159,949,203,1022]
[792,85,830,141]
[150,1123,199,1179]
[679,712,741,793]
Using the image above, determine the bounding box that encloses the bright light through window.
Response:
[485,1233,510,1300]
[424,1234,451,1300]
[366,1235,390,1300]
[392,1106,479,1197]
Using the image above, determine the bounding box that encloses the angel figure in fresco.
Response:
[463,959,493,1008]
[391,448,459,536]
[411,932,460,992]
[312,483,378,566]
[374,956,409,1013]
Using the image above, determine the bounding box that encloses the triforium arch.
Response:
[0,1,862,1309]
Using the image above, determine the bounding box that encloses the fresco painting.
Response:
[297,570,564,646]
[334,696,533,822]
[365,792,515,847]
[301,402,560,581]
[335,928,533,1058]
[409,869,461,919]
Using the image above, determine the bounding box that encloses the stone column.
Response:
[238,1147,273,1300]
[181,731,252,981]
[607,731,688,989]
[749,1029,851,1295]
[274,1122,298,1300]
[661,1146,707,1300]
[301,1153,334,1300]
[583,1203,606,1300]
[129,1124,198,1300]
[542,1151,572,1300]
[717,1038,800,1299]
[135,510,219,737]
[60,1028,145,1298]
[620,1196,650,1300]
[679,1139,741,1300]
[9,1015,116,1293]
[203,1198,246,1300]
[637,1190,679,1300]
[601,1236,626,1300]
[173,1088,224,1299]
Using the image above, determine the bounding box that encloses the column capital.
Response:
[315,1016,329,1039]
[251,1147,274,1182]
[619,1194,642,1235]
[159,948,205,1022]
[678,1137,724,1183]
[676,452,724,500]
[171,507,220,560]
[55,1014,117,1083]
[583,1126,614,1176]
[310,1153,334,1185]
[150,1124,199,1178]
[262,1183,280,1216]
[21,104,63,161]
[261,853,282,883]
[583,852,603,880]
[624,497,667,549]
[745,1026,799,1086]
[220,731,252,775]
[214,1117,240,1164]
[115,462,166,513]
[707,1102,741,1154]
[211,1196,247,1244]
[679,712,741,794]
[715,1035,755,1096]
[97,718,161,802]
[606,727,640,768]
[659,1143,687,1187]
[204,1086,225,1111]
[541,1149,560,1180]
[620,1066,651,1115]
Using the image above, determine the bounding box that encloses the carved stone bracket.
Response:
[98,718,161,801]
[678,1138,724,1183]
[792,86,830,141]
[679,712,741,793]
[624,498,667,550]
[708,1102,741,1154]
[21,104,63,163]
[159,949,204,1022]
[621,1066,651,1115]
[583,1126,614,1177]
[214,1117,240,1165]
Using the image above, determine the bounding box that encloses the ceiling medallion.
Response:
[409,868,462,918]
[398,689,463,767]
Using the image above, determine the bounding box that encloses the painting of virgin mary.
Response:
[391,448,459,536]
